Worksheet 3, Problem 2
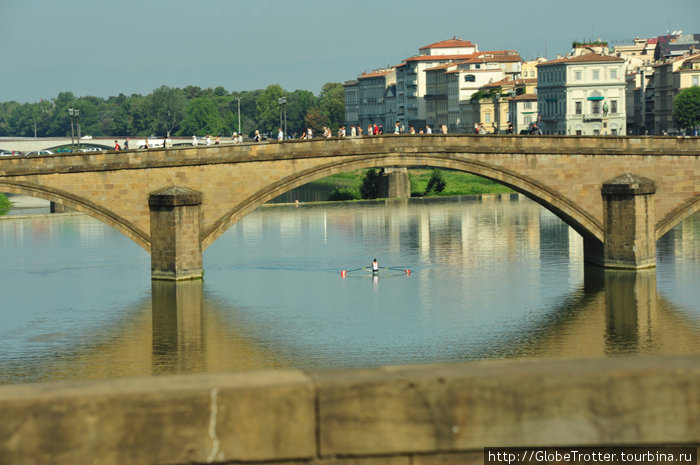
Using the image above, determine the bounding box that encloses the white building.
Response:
[508,93,539,134]
[395,38,479,129]
[537,53,627,135]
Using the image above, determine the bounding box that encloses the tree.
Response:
[304,106,329,134]
[178,97,225,136]
[147,86,186,136]
[424,169,447,196]
[255,84,285,135]
[673,86,700,133]
[360,168,381,199]
[318,82,345,129]
[287,90,317,136]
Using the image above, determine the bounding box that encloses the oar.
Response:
[340,267,368,277]
[382,266,412,275]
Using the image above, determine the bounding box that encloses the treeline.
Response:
[0,83,345,139]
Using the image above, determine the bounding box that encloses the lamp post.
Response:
[237,97,241,137]
[278,96,287,139]
[68,108,76,151]
[75,108,81,152]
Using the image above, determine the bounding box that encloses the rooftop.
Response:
[537,53,625,67]
[419,37,476,50]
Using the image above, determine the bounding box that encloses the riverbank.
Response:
[309,169,514,198]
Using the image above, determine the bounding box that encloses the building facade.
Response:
[537,54,626,135]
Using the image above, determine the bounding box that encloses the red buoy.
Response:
[405,269,411,275]
[341,270,347,278]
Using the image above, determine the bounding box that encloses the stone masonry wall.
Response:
[0,355,697,465]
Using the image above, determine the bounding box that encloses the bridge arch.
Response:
[201,153,605,251]
[0,180,150,251]
[656,195,700,241]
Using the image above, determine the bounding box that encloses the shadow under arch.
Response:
[0,180,151,251]
[201,153,605,251]
[656,194,700,241]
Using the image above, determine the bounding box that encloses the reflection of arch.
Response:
[201,154,604,251]
[0,180,150,251]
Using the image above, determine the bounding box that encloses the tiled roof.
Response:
[537,53,624,67]
[404,54,478,62]
[509,93,538,101]
[357,69,395,79]
[419,38,475,50]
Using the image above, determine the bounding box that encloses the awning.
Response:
[587,96,604,101]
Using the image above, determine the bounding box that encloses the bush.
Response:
[328,187,359,201]
[360,168,381,199]
[424,169,446,196]
[0,193,10,213]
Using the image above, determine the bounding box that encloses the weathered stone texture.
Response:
[0,355,698,465]
[0,136,698,264]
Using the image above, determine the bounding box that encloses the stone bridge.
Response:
[0,135,698,279]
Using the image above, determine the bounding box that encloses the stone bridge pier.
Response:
[149,186,203,281]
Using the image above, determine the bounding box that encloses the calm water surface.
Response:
[0,195,698,384]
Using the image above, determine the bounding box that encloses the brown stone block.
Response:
[314,356,700,457]
[0,371,316,465]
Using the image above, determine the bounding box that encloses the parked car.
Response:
[0,150,24,156]
[25,150,54,156]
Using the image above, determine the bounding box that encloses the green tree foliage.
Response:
[179,98,225,136]
[0,82,343,140]
[147,86,186,136]
[424,169,447,196]
[255,85,285,135]
[305,106,330,134]
[673,86,700,132]
[360,168,381,199]
[318,82,345,129]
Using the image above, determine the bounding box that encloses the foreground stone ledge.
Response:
[0,355,698,465]
[0,370,315,465]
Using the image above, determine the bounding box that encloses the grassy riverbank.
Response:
[0,193,10,214]
[309,169,513,198]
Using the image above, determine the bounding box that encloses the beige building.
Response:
[652,53,700,134]
[537,53,627,135]
[344,68,397,130]
[508,93,539,134]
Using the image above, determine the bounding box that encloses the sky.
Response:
[1,0,698,103]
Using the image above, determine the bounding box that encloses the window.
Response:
[611,129,618,135]
[464,75,476,82]
[485,112,491,123]
[575,101,582,114]
[525,101,532,110]
[593,129,600,135]
[610,68,617,80]
[693,75,699,86]
[575,70,582,81]
[592,70,600,80]
[592,101,601,114]
[575,130,582,135]
[610,100,618,114]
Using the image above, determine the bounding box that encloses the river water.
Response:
[0,195,698,384]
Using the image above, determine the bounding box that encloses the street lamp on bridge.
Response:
[278,96,287,139]
[68,107,80,152]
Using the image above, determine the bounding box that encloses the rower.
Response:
[372,258,379,272]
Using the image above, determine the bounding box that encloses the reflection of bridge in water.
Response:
[15,265,697,384]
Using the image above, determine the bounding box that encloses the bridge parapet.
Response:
[0,354,697,464]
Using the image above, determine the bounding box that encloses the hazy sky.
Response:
[1,0,698,102]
